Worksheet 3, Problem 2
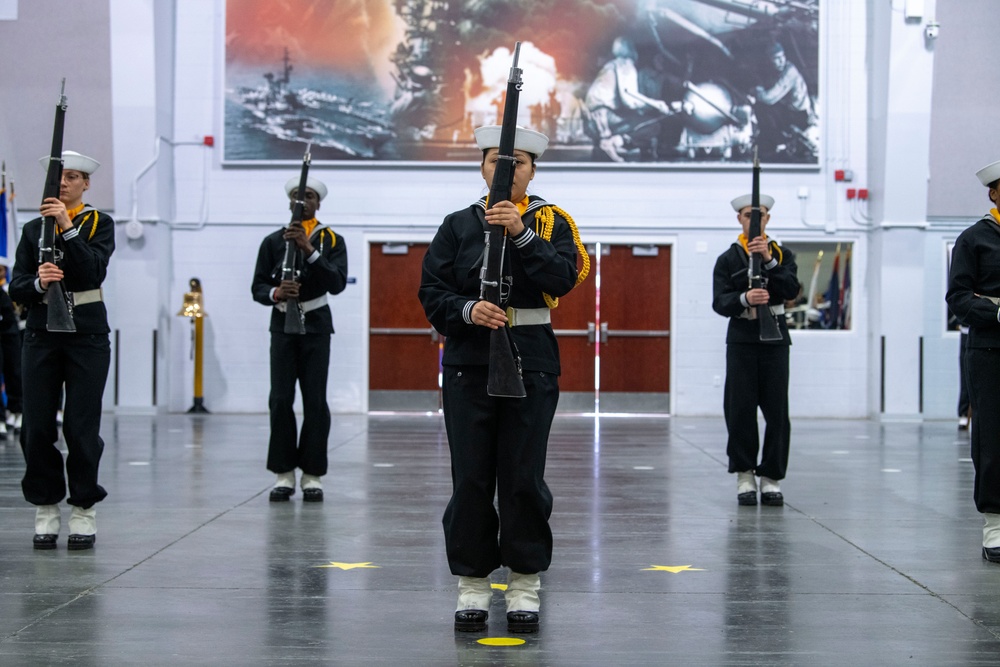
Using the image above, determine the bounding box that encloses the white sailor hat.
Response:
[474,125,549,159]
[976,160,1000,187]
[284,176,328,201]
[730,193,775,212]
[38,150,100,175]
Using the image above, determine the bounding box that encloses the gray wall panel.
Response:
[928,0,1000,219]
[0,0,114,212]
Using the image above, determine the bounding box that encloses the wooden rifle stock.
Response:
[749,149,782,342]
[480,44,526,398]
[282,145,311,335]
[40,79,76,333]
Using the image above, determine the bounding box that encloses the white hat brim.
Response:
[976,160,1000,187]
[474,125,549,159]
[285,176,328,201]
[38,150,100,175]
[731,193,775,212]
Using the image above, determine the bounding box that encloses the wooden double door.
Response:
[368,242,671,413]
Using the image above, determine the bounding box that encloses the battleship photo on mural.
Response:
[227,48,397,161]
[224,0,820,166]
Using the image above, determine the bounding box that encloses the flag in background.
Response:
[806,249,823,313]
[839,246,852,330]
[821,243,841,329]
[9,178,17,248]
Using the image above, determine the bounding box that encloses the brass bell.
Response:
[177,277,207,318]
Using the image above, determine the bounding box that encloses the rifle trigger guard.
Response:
[499,275,513,303]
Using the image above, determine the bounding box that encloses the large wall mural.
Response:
[224,0,819,166]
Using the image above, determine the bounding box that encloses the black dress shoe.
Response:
[983,546,1000,563]
[737,491,757,506]
[302,488,324,502]
[507,611,539,633]
[760,491,784,506]
[454,609,488,632]
[33,534,57,550]
[67,534,95,551]
[269,486,294,502]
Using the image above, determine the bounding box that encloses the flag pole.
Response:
[0,161,8,263]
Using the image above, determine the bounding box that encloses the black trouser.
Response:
[724,343,790,480]
[267,331,331,477]
[968,348,1000,514]
[441,365,558,578]
[20,330,110,508]
[1,330,23,418]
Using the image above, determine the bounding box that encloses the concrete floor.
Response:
[1,412,999,665]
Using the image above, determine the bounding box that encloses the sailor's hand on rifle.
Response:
[283,222,315,254]
[274,280,299,301]
[40,197,74,231]
[746,288,770,306]
[38,262,64,289]
[472,300,508,330]
[746,236,772,263]
[485,200,525,236]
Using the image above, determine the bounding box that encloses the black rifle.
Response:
[281,144,311,335]
[748,149,783,342]
[480,42,526,398]
[39,79,76,333]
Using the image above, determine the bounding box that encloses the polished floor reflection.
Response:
[1,413,999,665]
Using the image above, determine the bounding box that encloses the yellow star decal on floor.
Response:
[315,562,380,570]
[642,565,705,573]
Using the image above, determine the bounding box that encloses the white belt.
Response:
[275,294,328,313]
[739,303,785,320]
[506,307,551,327]
[42,288,103,306]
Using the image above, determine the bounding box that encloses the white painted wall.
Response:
[92,0,967,419]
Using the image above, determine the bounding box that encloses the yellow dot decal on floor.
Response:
[491,583,508,591]
[477,637,525,647]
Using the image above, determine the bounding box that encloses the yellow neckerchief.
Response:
[66,202,85,219]
[738,233,783,263]
[298,217,336,251]
[484,195,530,217]
[990,208,1000,224]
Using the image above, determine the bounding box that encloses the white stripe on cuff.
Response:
[463,300,476,324]
[512,228,536,248]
